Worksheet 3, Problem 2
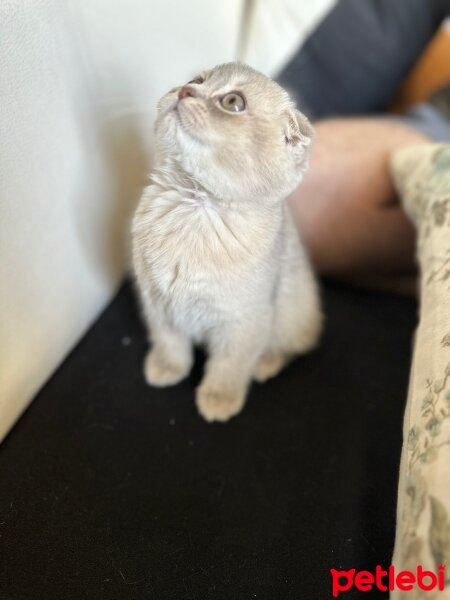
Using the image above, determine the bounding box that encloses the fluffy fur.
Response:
[132,62,322,422]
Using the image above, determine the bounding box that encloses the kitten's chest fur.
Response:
[132,179,284,333]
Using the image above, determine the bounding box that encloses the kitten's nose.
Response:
[178,86,196,100]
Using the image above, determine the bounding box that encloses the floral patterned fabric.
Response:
[390,144,450,599]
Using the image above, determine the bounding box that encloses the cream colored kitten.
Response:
[132,62,322,422]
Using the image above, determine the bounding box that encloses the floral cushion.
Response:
[390,144,450,599]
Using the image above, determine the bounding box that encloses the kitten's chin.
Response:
[158,110,190,146]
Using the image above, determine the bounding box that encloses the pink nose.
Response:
[178,86,196,100]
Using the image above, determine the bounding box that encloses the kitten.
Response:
[132,62,322,422]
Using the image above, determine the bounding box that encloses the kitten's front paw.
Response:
[253,352,290,383]
[196,384,246,423]
[144,350,190,387]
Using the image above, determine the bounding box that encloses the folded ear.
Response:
[284,110,314,164]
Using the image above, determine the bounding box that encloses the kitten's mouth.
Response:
[170,92,197,113]
[166,99,179,113]
[171,104,183,126]
[170,101,189,127]
[163,101,183,129]
[166,99,205,143]
[169,100,187,125]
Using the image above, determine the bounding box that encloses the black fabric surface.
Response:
[0,281,417,600]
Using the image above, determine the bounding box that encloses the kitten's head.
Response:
[155,62,313,201]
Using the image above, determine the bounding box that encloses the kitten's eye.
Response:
[220,92,246,113]
[188,76,204,85]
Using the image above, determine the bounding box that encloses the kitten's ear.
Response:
[284,110,314,162]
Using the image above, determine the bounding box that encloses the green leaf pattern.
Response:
[390,144,450,598]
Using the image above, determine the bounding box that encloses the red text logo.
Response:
[330,565,446,597]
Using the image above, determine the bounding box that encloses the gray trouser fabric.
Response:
[394,103,450,142]
[278,0,450,141]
